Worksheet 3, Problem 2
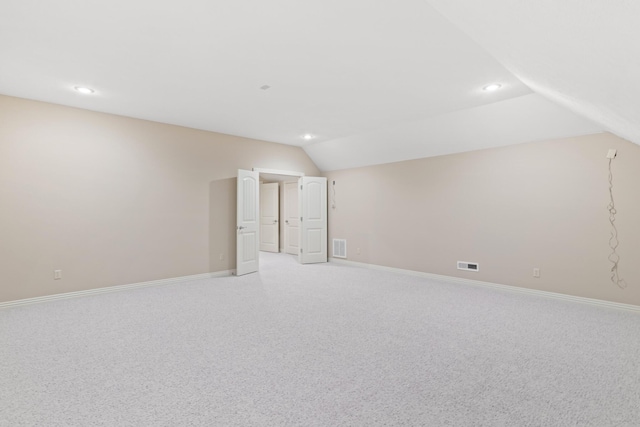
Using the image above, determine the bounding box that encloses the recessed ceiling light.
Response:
[74,86,95,94]
[302,134,314,141]
[260,85,271,90]
[483,83,502,92]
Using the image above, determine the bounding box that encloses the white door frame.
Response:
[252,168,305,177]
[254,168,304,258]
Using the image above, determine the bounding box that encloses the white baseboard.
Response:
[0,270,234,309]
[329,258,640,314]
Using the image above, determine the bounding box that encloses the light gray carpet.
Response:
[1,252,639,426]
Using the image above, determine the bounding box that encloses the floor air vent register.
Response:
[457,261,479,271]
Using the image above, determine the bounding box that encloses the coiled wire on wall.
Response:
[331,180,336,209]
[607,156,627,289]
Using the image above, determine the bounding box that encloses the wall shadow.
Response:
[209,177,236,273]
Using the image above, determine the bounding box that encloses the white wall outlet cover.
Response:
[607,149,617,159]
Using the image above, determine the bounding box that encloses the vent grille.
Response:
[457,261,479,272]
[333,239,347,258]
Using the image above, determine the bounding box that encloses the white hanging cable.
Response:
[331,180,336,209]
[607,157,627,289]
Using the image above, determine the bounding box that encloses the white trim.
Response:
[252,168,304,177]
[329,258,640,314]
[0,270,234,309]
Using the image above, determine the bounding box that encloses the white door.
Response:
[284,181,299,255]
[236,169,259,275]
[260,182,279,253]
[299,176,327,264]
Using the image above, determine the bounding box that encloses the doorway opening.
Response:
[256,169,307,268]
[259,174,300,256]
[236,168,327,276]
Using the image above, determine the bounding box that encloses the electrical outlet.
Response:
[533,268,540,278]
[54,270,62,280]
[356,247,361,255]
[606,149,617,159]
[219,253,224,261]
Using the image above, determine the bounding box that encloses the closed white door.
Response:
[299,176,327,264]
[260,182,279,253]
[284,181,300,255]
[236,169,259,275]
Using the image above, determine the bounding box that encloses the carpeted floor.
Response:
[1,252,639,426]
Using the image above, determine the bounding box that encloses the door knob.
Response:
[237,226,246,230]
[285,220,289,224]
[274,220,278,224]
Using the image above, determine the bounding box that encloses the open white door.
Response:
[236,169,259,275]
[260,182,279,253]
[298,176,327,264]
[284,181,299,255]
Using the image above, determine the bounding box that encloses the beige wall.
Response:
[4,93,638,307]
[0,95,319,302]
[325,133,640,306]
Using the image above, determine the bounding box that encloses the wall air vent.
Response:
[457,261,479,272]
[333,239,347,258]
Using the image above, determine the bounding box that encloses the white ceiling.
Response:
[306,93,601,171]
[426,0,640,148]
[1,0,630,171]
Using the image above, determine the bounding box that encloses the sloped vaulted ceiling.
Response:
[2,0,629,171]
[425,0,640,147]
